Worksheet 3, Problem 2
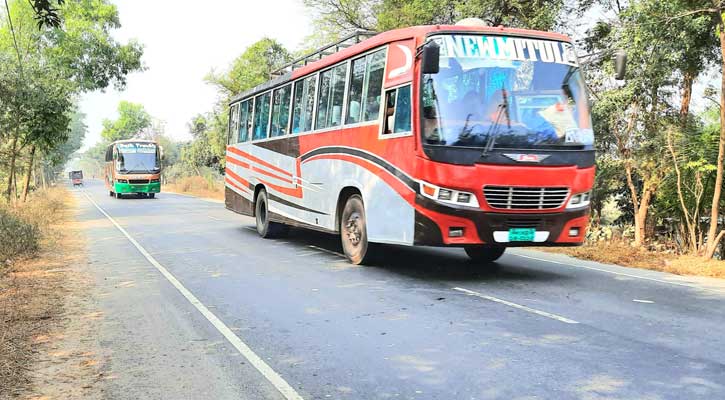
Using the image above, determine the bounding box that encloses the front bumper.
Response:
[114,181,161,194]
[414,194,590,246]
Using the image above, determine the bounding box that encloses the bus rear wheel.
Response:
[464,246,506,263]
[148,193,155,199]
[255,189,288,238]
[340,194,373,265]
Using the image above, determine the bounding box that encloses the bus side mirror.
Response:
[614,50,626,81]
[160,146,165,161]
[421,42,440,74]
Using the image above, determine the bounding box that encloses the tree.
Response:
[0,0,144,200]
[304,0,566,42]
[205,38,291,97]
[100,101,152,142]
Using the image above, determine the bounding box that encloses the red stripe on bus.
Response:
[303,154,415,206]
[226,155,293,185]
[225,177,251,194]
[225,168,252,189]
[225,155,250,169]
[257,178,303,198]
[227,147,294,178]
[251,166,294,185]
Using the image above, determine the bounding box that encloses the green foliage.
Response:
[205,38,291,97]
[377,0,564,31]
[0,0,143,198]
[100,101,152,142]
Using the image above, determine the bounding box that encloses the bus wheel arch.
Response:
[252,184,266,217]
[254,185,288,238]
[336,187,363,232]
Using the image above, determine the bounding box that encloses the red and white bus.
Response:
[225,20,599,265]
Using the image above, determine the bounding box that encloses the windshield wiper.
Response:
[482,86,511,158]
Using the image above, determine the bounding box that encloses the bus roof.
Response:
[229,24,573,105]
[110,139,158,145]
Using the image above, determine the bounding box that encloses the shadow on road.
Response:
[238,225,570,284]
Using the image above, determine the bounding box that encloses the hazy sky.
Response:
[79,0,312,150]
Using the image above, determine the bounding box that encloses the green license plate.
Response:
[509,228,536,242]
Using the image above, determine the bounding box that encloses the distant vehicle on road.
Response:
[104,139,162,199]
[69,170,83,187]
[224,19,614,265]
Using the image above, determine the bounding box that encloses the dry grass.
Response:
[545,242,725,279]
[164,175,224,200]
[0,188,81,398]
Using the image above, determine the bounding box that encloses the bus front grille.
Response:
[483,186,569,210]
[129,179,150,184]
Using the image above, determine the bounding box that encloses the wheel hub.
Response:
[345,213,362,246]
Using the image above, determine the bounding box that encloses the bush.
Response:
[0,207,40,264]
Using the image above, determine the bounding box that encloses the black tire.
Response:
[255,189,288,238]
[109,191,114,197]
[464,246,506,263]
[340,194,374,265]
[149,193,155,199]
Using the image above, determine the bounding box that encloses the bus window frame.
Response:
[231,44,390,145]
[379,83,413,140]
[270,83,293,137]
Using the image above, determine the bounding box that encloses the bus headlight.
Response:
[420,181,480,208]
[566,191,591,209]
[117,179,128,183]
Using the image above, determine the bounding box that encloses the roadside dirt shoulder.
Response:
[0,192,103,399]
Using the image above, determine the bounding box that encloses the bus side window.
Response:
[316,69,333,130]
[270,85,292,137]
[328,63,347,128]
[227,104,235,145]
[239,100,251,142]
[292,76,317,133]
[363,49,386,122]
[253,92,271,140]
[382,85,412,135]
[346,56,365,125]
[291,80,305,133]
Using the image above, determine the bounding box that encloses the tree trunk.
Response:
[667,128,698,252]
[704,24,725,260]
[633,187,653,247]
[5,133,18,202]
[680,70,695,121]
[21,146,35,202]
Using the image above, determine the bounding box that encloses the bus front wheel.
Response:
[255,189,288,238]
[464,246,506,263]
[340,194,373,265]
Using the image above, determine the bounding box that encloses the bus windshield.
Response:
[116,142,160,173]
[422,34,593,151]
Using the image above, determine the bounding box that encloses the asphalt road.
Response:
[74,179,725,400]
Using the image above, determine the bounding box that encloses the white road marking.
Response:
[633,299,654,304]
[452,287,579,325]
[82,192,304,400]
[512,253,700,289]
[308,245,346,258]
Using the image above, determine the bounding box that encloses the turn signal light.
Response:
[418,180,480,208]
[566,191,591,209]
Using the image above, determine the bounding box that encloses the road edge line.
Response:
[81,191,304,400]
[452,287,579,324]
